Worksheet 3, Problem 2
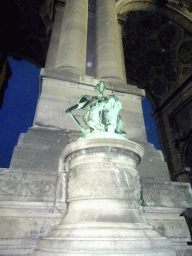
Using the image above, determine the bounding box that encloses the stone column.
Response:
[35,135,176,255]
[55,0,88,75]
[96,0,126,83]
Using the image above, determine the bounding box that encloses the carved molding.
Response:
[176,250,192,256]
[65,147,142,166]
[68,163,141,202]
[0,173,56,200]
[141,181,192,208]
[179,40,192,64]
[145,218,190,239]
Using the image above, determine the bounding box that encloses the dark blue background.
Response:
[142,96,161,150]
[0,57,40,167]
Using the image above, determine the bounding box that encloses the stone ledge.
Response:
[141,181,192,209]
[0,170,57,202]
[41,68,145,96]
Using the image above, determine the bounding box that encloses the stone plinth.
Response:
[142,181,192,255]
[35,135,176,255]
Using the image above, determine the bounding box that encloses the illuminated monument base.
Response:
[35,135,176,256]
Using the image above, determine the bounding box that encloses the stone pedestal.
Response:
[35,135,176,255]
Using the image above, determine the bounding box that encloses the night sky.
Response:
[0,57,40,167]
[142,96,161,150]
[0,58,160,168]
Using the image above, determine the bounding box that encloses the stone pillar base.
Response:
[35,135,176,256]
[56,66,84,76]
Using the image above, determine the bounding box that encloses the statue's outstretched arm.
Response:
[66,95,91,113]
[65,104,79,114]
[65,96,91,135]
[65,105,86,135]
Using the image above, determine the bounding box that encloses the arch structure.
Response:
[115,0,192,182]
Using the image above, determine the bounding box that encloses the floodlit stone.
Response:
[96,0,126,83]
[55,0,88,74]
[35,135,176,255]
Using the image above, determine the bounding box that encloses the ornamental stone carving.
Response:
[122,10,192,107]
[178,40,192,64]
[68,161,141,202]
[0,173,56,199]
[141,181,192,208]
[159,24,181,47]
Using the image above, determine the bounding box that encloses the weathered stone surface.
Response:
[175,250,192,256]
[45,3,65,70]
[0,194,65,255]
[2,126,190,255]
[41,68,145,95]
[0,166,66,255]
[146,218,190,243]
[18,128,69,149]
[0,170,56,202]
[141,181,192,208]
[55,0,88,74]
[141,181,192,256]
[96,0,126,83]
[143,212,192,256]
[1,142,192,255]
[10,127,70,172]
[10,146,63,172]
[68,161,140,201]
[135,140,171,182]
[35,136,176,255]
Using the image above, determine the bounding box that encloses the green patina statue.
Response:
[65,81,126,138]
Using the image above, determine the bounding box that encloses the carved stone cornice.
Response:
[141,181,192,209]
[0,170,57,201]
